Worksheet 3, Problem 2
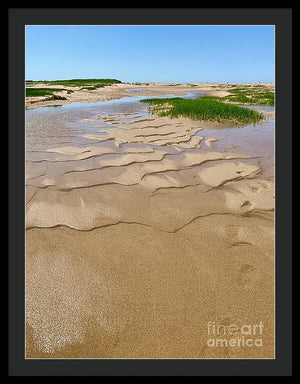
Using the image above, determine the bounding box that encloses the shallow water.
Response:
[196,106,274,179]
[26,92,274,179]
[124,88,150,93]
[26,92,203,149]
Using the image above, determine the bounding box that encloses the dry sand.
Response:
[25,84,275,358]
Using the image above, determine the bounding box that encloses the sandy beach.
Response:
[25,82,274,110]
[25,83,275,358]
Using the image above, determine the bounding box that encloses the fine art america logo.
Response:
[207,321,264,348]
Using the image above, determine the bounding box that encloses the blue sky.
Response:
[26,26,275,83]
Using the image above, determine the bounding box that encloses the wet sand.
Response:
[25,88,275,358]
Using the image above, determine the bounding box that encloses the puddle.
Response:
[124,88,150,93]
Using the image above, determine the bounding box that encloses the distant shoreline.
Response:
[25,82,275,110]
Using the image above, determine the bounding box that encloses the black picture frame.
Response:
[8,8,292,377]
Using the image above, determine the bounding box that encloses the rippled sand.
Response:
[25,100,275,358]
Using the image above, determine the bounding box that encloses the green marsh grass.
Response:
[26,78,121,87]
[140,96,264,124]
[222,85,274,106]
[25,88,69,97]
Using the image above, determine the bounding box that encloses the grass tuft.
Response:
[140,96,264,124]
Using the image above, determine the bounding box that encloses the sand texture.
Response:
[25,85,275,358]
